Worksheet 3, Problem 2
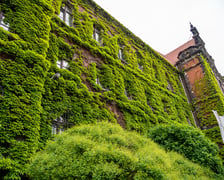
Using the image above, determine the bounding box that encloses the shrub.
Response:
[147,124,224,174]
[27,122,220,179]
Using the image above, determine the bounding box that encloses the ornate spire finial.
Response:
[190,23,199,37]
[189,23,204,45]
[190,22,193,29]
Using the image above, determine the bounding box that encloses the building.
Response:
[0,0,223,178]
[165,24,224,148]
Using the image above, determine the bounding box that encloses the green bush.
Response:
[147,124,224,174]
[27,122,220,179]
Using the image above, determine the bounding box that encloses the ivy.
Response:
[2,0,218,178]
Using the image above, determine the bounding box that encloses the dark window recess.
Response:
[118,48,128,65]
[187,118,192,125]
[95,77,101,86]
[153,65,158,79]
[162,100,168,113]
[52,112,72,135]
[15,135,26,141]
[0,12,9,31]
[93,27,101,44]
[57,60,69,69]
[138,63,143,71]
[147,100,155,112]
[58,5,73,26]
[73,52,79,60]
[95,77,108,91]
[118,49,124,60]
[167,81,174,92]
[0,85,4,96]
[124,89,132,100]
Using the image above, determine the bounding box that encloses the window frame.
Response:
[52,112,72,135]
[118,48,124,60]
[52,116,65,135]
[166,79,174,92]
[57,60,69,69]
[138,63,143,71]
[118,48,128,64]
[0,12,9,31]
[95,77,101,86]
[59,5,73,27]
[93,27,102,44]
[124,89,132,100]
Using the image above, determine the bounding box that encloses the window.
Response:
[95,76,108,91]
[52,113,72,135]
[118,48,128,64]
[0,12,9,31]
[138,63,143,71]
[118,49,124,60]
[162,100,170,114]
[57,60,69,69]
[147,100,155,112]
[95,77,101,86]
[167,80,174,92]
[59,5,73,26]
[93,27,101,44]
[124,89,132,100]
[0,85,4,96]
[52,116,65,135]
[73,52,79,60]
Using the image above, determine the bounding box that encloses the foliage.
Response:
[147,124,224,174]
[0,0,223,178]
[189,55,224,160]
[27,122,221,179]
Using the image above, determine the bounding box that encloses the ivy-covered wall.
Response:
[0,0,194,178]
[194,55,224,150]
[177,48,224,161]
[0,0,53,178]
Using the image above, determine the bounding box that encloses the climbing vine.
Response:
[0,0,210,178]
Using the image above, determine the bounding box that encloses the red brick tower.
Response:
[165,24,224,149]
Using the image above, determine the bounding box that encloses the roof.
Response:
[164,39,195,65]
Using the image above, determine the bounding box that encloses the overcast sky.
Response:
[93,0,224,76]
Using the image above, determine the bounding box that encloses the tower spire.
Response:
[190,22,199,37]
[189,23,204,46]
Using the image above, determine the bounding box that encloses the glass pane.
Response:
[59,9,64,20]
[58,128,62,134]
[0,14,9,31]
[95,77,101,86]
[52,125,57,135]
[118,49,123,60]
[124,89,128,97]
[57,116,64,123]
[95,31,98,41]
[138,63,143,70]
[60,128,64,134]
[57,60,61,68]
[65,12,72,26]
[62,60,68,69]
[69,14,73,26]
